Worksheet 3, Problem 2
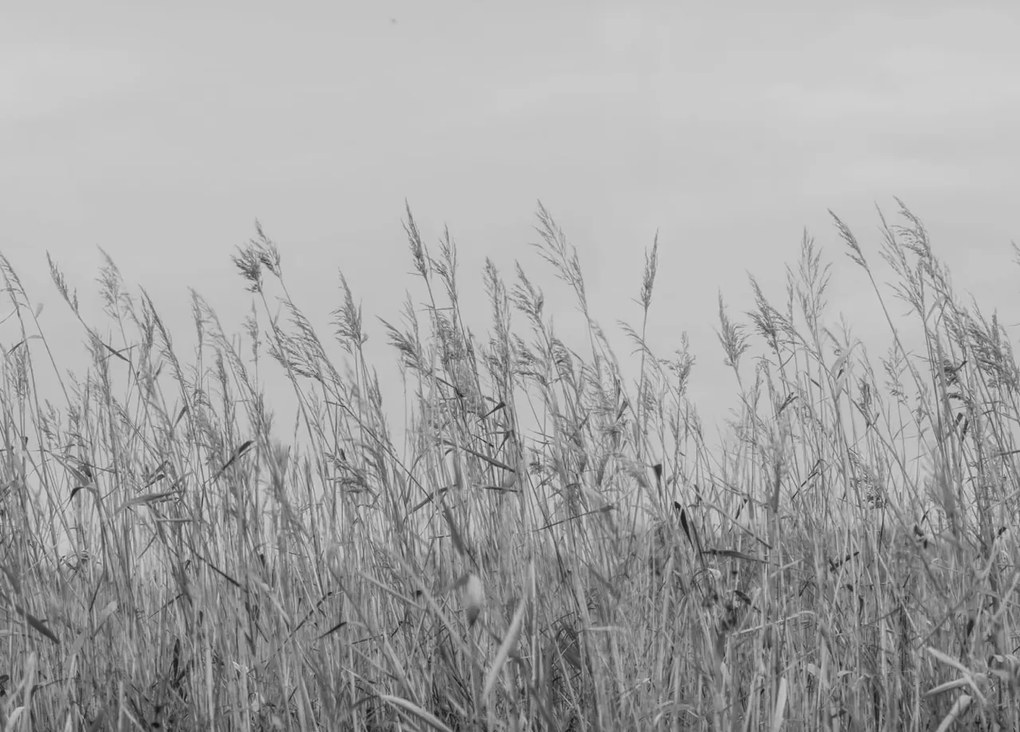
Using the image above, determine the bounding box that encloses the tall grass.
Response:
[0,200,1018,730]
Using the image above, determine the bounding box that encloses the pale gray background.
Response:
[3,3,1018,443]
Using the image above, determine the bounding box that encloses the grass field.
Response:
[1,201,1018,730]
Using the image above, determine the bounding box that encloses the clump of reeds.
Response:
[0,199,1017,730]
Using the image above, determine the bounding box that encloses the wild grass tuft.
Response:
[0,201,1018,730]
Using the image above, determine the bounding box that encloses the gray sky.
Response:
[3,2,1019,444]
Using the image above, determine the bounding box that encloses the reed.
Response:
[0,200,1017,730]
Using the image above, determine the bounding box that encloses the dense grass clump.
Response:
[0,201,1018,730]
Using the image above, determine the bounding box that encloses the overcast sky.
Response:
[2,2,1019,444]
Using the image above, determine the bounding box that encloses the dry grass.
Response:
[0,200,1018,730]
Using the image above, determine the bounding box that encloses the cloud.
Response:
[595,7,647,57]
[0,44,143,122]
[487,70,647,117]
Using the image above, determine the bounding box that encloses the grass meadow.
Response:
[1,201,1019,730]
